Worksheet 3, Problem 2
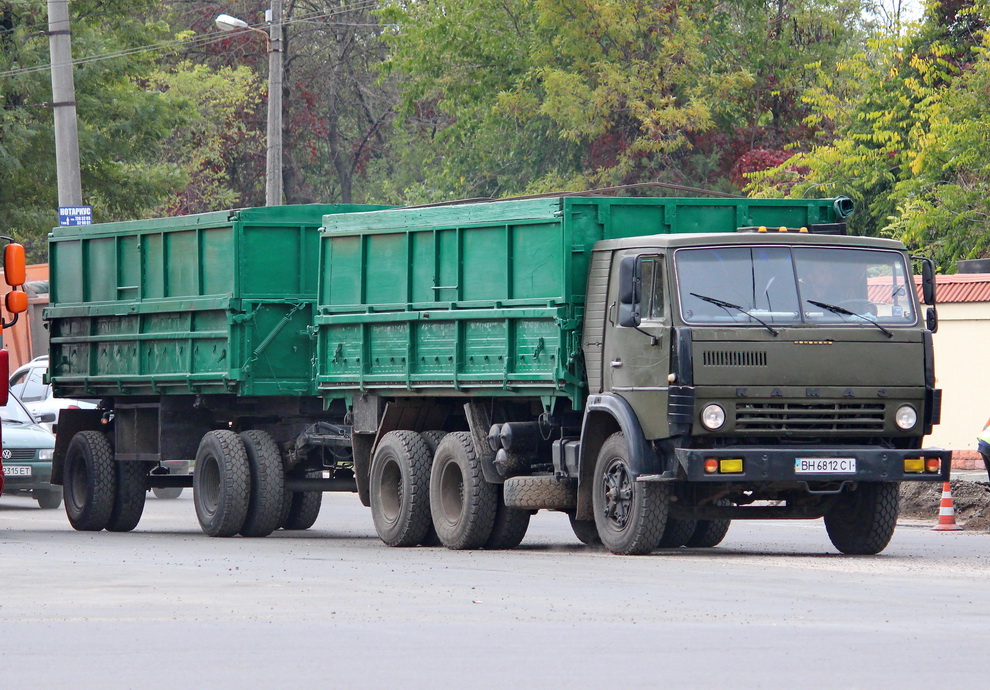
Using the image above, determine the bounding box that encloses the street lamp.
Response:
[215,4,283,206]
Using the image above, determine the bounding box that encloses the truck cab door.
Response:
[602,251,671,439]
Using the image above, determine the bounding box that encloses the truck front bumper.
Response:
[672,446,951,483]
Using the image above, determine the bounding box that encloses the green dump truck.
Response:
[47,196,949,555]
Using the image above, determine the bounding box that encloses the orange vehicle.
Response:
[1,238,29,494]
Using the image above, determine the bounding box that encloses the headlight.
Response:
[701,404,726,430]
[895,405,918,430]
[38,449,54,461]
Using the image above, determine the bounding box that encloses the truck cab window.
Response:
[639,256,664,321]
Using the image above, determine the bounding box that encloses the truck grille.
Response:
[702,350,767,367]
[735,403,886,432]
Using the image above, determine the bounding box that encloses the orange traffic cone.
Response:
[932,481,963,531]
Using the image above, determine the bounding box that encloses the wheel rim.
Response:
[67,454,88,512]
[600,458,633,530]
[199,455,221,517]
[379,456,402,524]
[438,459,464,526]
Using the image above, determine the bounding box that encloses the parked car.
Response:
[1,391,60,508]
[9,355,98,432]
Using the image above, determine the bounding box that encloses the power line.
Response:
[0,3,387,79]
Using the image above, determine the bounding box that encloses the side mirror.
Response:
[617,255,642,328]
[37,412,57,424]
[919,257,936,306]
[926,307,938,333]
[3,240,26,287]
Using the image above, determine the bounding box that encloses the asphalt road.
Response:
[1,491,987,689]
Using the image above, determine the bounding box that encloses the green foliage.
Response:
[380,0,869,199]
[0,1,190,261]
[749,0,990,267]
[147,62,265,214]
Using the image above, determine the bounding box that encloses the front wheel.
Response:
[592,432,668,555]
[63,431,116,531]
[824,482,900,555]
[152,487,183,500]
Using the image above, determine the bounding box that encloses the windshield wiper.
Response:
[690,292,779,336]
[806,300,893,338]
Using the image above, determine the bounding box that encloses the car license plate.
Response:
[794,458,856,474]
[2,465,32,477]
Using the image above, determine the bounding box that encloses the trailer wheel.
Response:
[484,486,530,550]
[430,432,497,550]
[63,431,116,531]
[193,430,250,537]
[282,470,323,530]
[238,430,285,538]
[370,431,433,547]
[35,489,63,510]
[685,500,731,548]
[568,514,601,545]
[656,515,697,549]
[502,475,577,511]
[592,432,668,555]
[152,487,183,500]
[107,461,149,532]
[824,482,899,555]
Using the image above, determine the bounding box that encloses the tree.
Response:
[0,1,190,260]
[747,0,990,267]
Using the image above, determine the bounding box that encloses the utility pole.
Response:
[266,0,283,206]
[47,0,83,207]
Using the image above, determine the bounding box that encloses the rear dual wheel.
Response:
[62,430,149,532]
[370,431,434,547]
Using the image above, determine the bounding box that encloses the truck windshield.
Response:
[675,246,916,327]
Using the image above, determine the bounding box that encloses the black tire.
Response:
[592,432,668,555]
[420,430,447,453]
[686,500,731,548]
[568,514,601,545]
[63,431,116,531]
[824,482,900,555]
[484,486,530,550]
[239,430,286,538]
[503,475,577,510]
[430,432,498,550]
[370,431,434,547]
[193,430,250,537]
[656,515,697,549]
[107,461,149,532]
[417,431,447,547]
[152,487,183,500]
[35,490,62,510]
[282,470,323,530]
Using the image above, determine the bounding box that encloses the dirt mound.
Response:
[900,480,990,531]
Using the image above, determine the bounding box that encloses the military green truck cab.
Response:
[578,229,947,554]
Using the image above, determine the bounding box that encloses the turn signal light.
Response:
[720,459,744,474]
[704,458,744,474]
[903,458,924,474]
[925,458,941,474]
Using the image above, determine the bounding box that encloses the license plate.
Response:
[794,458,856,474]
[2,465,32,477]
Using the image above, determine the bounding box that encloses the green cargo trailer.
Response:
[47,204,389,534]
[47,195,950,556]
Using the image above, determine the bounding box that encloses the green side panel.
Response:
[47,204,390,398]
[315,195,847,405]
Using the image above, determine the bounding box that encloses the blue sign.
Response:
[58,206,92,226]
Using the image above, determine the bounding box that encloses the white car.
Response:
[8,356,98,432]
